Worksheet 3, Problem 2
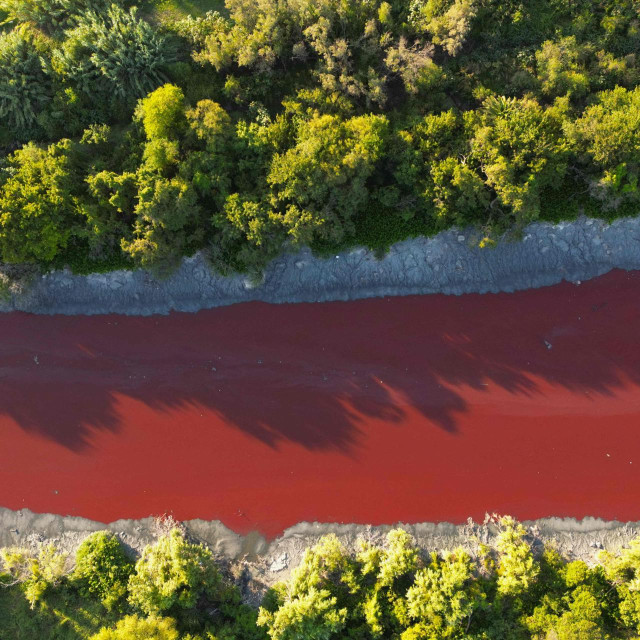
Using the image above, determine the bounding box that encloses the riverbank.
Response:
[2,507,639,604]
[2,215,639,315]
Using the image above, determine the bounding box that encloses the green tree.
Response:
[410,0,478,56]
[136,84,186,141]
[469,96,570,223]
[600,538,640,633]
[0,0,113,34]
[495,516,540,598]
[258,587,347,640]
[268,113,388,245]
[0,140,81,264]
[0,544,67,608]
[90,615,179,640]
[405,549,481,638]
[569,86,640,209]
[73,531,134,611]
[128,529,222,615]
[535,36,590,99]
[120,175,204,272]
[52,5,176,104]
[0,25,52,138]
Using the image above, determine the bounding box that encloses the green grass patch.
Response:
[141,0,226,23]
[0,583,121,640]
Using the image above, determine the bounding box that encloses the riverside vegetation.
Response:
[0,0,640,283]
[3,517,640,639]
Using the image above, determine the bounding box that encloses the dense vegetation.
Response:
[5,517,640,638]
[0,0,640,278]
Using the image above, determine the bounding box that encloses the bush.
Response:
[73,531,134,610]
[90,614,179,640]
[127,529,223,616]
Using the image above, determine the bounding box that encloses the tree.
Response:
[405,549,480,638]
[410,0,478,56]
[600,538,640,633]
[0,25,52,137]
[52,5,176,104]
[73,531,134,610]
[83,170,137,256]
[128,529,222,615]
[535,36,590,99]
[495,516,540,597]
[0,0,113,34]
[136,84,186,141]
[0,140,81,264]
[120,175,204,272]
[0,544,67,608]
[469,96,569,223]
[268,113,389,245]
[258,587,347,640]
[90,615,179,640]
[568,86,640,209]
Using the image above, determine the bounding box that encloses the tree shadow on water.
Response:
[1,270,639,453]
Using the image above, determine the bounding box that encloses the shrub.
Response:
[127,529,222,615]
[73,531,134,610]
[90,614,179,640]
[0,544,67,608]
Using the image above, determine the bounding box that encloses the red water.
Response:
[2,270,640,538]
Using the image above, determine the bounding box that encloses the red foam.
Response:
[2,270,640,538]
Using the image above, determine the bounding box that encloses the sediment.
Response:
[2,216,640,315]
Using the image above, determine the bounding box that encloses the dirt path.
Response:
[2,269,640,537]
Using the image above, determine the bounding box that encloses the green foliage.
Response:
[0,25,51,138]
[127,529,222,615]
[9,520,640,639]
[52,4,176,105]
[121,174,204,272]
[0,140,81,263]
[0,544,67,608]
[137,84,186,141]
[3,0,640,277]
[470,96,570,224]
[569,86,640,209]
[258,587,347,640]
[405,549,481,637]
[410,0,478,55]
[268,113,389,245]
[73,532,134,611]
[495,515,540,598]
[90,614,179,639]
[0,0,114,34]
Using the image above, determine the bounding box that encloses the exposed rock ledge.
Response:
[2,216,640,315]
[2,508,639,604]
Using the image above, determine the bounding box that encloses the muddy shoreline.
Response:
[2,216,640,315]
[2,508,639,603]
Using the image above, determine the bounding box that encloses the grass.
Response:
[0,583,122,640]
[141,0,227,23]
